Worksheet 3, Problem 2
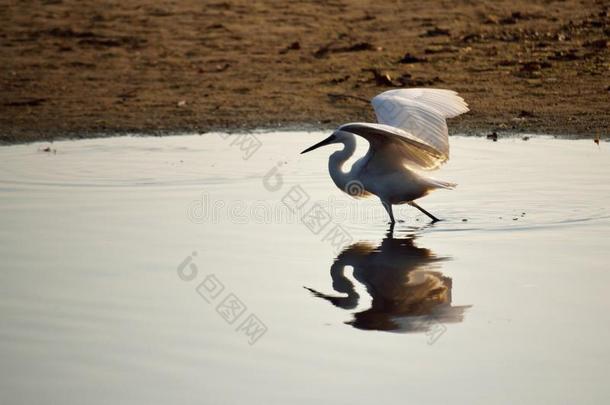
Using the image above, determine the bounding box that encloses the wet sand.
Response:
[1,0,609,143]
[1,133,609,403]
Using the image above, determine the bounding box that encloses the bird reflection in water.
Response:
[306,227,470,333]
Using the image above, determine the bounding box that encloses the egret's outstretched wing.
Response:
[376,89,469,119]
[339,122,446,172]
[371,88,469,158]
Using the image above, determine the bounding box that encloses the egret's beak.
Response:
[300,135,335,154]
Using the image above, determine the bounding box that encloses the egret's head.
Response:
[300,131,350,154]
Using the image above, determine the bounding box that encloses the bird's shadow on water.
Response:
[305,224,470,333]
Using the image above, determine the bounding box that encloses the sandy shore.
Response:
[1,0,608,143]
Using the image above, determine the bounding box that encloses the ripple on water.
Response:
[0,135,281,189]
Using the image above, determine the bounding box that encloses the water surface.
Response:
[1,133,609,404]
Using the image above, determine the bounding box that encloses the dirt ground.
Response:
[1,0,608,143]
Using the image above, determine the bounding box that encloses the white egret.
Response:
[301,88,469,223]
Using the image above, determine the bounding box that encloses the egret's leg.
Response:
[381,200,395,224]
[409,201,440,223]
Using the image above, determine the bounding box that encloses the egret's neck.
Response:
[328,134,357,191]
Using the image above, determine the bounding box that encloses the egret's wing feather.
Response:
[339,122,446,172]
[372,95,449,158]
[371,88,469,158]
[378,88,469,118]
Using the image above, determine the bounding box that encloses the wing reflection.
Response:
[306,228,470,333]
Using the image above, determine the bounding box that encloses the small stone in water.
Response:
[39,146,56,153]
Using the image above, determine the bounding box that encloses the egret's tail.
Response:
[426,178,457,190]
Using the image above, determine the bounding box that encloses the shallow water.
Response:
[1,132,609,404]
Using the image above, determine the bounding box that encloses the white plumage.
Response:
[301,88,469,223]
